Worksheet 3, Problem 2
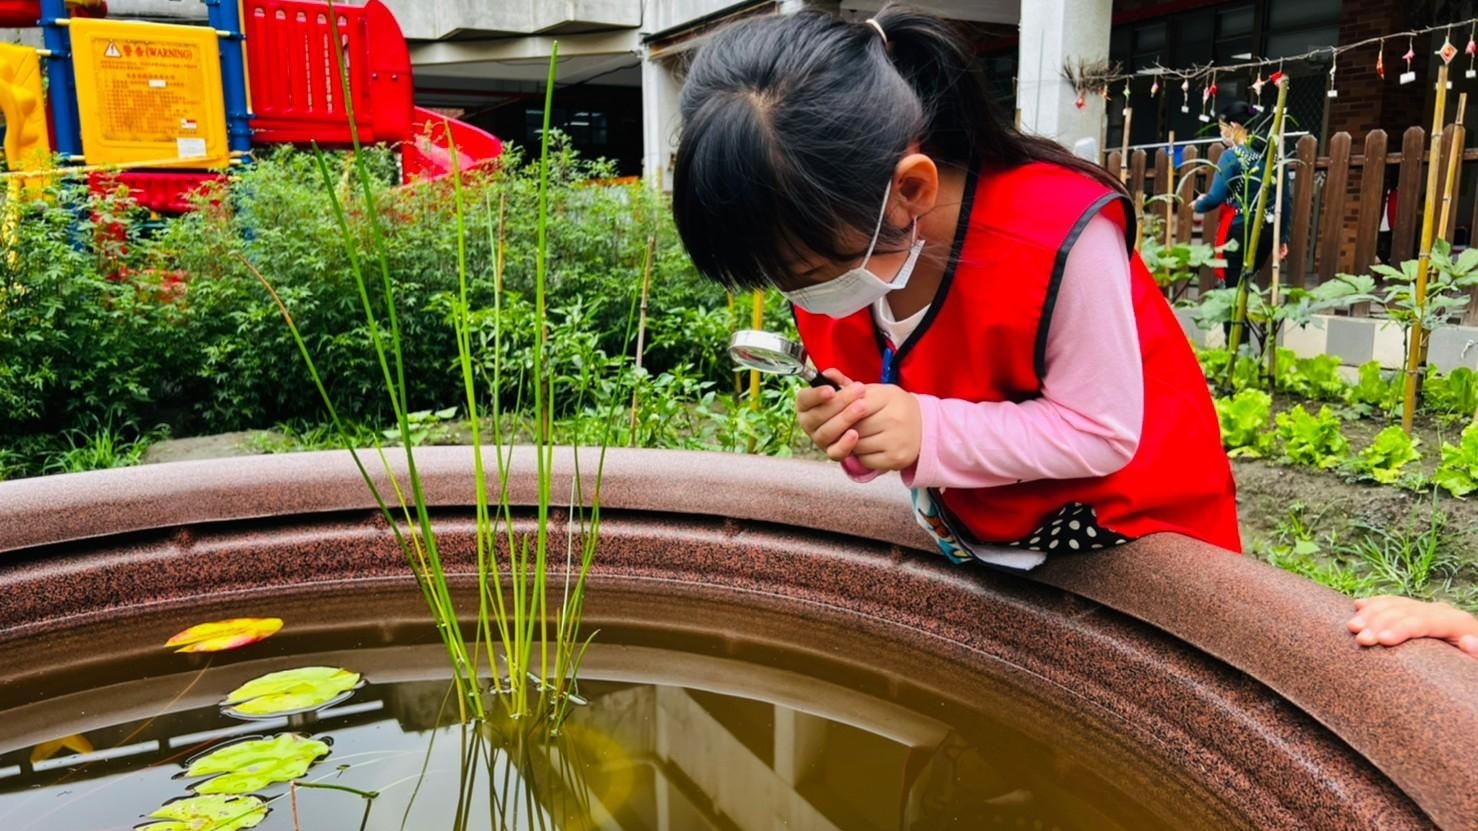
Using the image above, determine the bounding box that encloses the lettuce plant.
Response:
[1215,389,1274,457]
[1274,404,1349,470]
[1345,425,1422,486]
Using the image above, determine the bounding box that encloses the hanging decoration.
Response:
[1250,67,1266,98]
[1401,36,1417,84]
[1326,51,1338,98]
[1121,79,1132,117]
[1060,57,1120,111]
[1467,24,1477,78]
[1440,29,1458,88]
[1199,73,1218,121]
[1150,75,1160,97]
[1180,77,1190,113]
[1377,38,1385,80]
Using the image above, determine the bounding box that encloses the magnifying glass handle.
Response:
[803,369,841,390]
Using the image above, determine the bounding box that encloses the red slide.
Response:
[401,106,503,184]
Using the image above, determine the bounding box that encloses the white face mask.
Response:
[781,183,925,319]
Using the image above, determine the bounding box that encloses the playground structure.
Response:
[0,0,503,212]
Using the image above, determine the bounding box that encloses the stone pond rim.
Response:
[0,447,1473,829]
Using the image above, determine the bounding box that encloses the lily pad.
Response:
[137,794,267,831]
[186,734,330,795]
[166,619,284,654]
[221,667,362,719]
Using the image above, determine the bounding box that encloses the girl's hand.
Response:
[796,369,868,460]
[850,384,923,472]
[1347,595,1478,657]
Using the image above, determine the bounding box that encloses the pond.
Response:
[0,448,1473,830]
[0,585,1238,831]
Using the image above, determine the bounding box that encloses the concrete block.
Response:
[1371,320,1408,369]
[1324,317,1374,366]
[1279,323,1328,359]
[1426,327,1478,372]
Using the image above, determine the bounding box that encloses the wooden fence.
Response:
[1106,125,1478,324]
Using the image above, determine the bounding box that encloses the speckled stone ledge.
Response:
[0,447,1474,829]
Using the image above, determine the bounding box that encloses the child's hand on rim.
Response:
[796,369,869,461]
[1346,595,1478,658]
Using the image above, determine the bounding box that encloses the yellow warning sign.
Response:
[70,19,229,169]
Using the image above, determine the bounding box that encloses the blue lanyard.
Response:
[881,346,896,385]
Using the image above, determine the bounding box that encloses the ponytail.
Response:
[871,4,1128,197]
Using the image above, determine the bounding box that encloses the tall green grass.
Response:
[259,25,606,730]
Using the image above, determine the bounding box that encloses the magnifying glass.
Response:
[728,330,841,389]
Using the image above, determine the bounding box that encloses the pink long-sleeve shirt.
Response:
[843,213,1144,488]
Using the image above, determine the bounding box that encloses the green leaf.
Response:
[138,795,267,831]
[221,667,362,719]
[186,734,330,795]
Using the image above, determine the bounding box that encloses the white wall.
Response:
[379,0,642,41]
[1017,0,1112,149]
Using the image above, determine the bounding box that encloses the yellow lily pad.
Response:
[166,619,284,654]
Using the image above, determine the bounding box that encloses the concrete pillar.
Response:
[1017,0,1112,149]
[641,53,683,190]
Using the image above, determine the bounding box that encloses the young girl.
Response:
[672,5,1240,569]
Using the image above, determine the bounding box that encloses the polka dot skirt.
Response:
[1004,502,1131,553]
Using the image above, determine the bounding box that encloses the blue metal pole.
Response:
[206,0,253,155]
[38,0,81,159]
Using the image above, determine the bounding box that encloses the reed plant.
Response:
[257,16,608,734]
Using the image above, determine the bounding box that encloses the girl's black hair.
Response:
[1219,99,1259,127]
[672,3,1129,291]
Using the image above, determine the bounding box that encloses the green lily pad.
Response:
[186,734,330,795]
[137,794,267,831]
[221,667,362,720]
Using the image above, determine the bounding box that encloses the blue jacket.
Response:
[1194,144,1292,235]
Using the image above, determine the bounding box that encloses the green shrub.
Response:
[0,141,732,473]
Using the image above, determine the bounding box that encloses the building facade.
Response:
[47,1,1469,182]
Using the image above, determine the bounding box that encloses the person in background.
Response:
[671,4,1239,570]
[1193,100,1290,288]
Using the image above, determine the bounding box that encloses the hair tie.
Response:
[864,18,888,46]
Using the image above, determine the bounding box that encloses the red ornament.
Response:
[1269,70,1285,86]
[1075,92,1086,109]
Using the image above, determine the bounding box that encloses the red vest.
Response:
[796,163,1241,552]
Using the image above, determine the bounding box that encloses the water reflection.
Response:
[0,671,1170,831]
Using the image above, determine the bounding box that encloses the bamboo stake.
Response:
[627,234,657,446]
[1402,63,1452,434]
[1164,131,1176,249]
[1266,93,1290,385]
[1437,94,1469,242]
[746,289,765,454]
[1228,78,1290,365]
[1119,107,1134,185]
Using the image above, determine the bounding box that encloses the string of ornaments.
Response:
[1106,15,1478,113]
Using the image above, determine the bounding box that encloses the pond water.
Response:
[0,586,1245,831]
